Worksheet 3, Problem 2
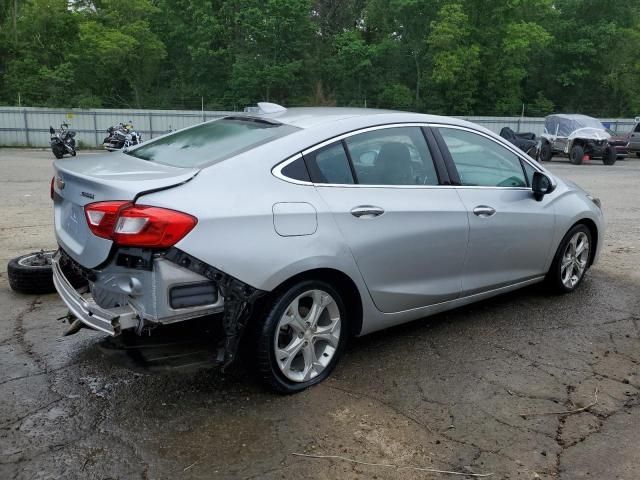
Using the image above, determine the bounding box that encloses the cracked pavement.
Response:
[0,150,638,479]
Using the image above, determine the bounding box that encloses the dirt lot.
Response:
[0,149,639,480]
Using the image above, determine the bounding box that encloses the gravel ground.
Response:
[0,149,638,480]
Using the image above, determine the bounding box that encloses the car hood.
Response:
[568,128,610,141]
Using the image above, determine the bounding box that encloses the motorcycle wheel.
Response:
[52,145,64,159]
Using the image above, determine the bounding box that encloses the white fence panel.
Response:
[0,106,636,148]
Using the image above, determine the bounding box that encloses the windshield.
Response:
[127,118,299,168]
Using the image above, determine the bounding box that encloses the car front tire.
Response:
[546,224,592,294]
[570,145,584,165]
[256,280,348,393]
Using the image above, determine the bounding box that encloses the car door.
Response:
[303,125,469,314]
[434,126,556,296]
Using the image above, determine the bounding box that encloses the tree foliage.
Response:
[1,0,639,115]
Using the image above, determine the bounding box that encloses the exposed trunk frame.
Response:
[164,248,266,371]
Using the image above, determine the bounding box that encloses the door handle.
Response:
[473,205,496,217]
[351,206,385,218]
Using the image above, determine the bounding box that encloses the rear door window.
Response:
[344,127,439,185]
[127,118,298,168]
[303,142,355,184]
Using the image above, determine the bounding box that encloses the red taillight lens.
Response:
[84,202,197,248]
[85,201,128,239]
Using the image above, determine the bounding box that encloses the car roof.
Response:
[546,114,599,121]
[234,107,477,131]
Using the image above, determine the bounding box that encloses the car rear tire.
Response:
[602,146,616,165]
[569,144,584,165]
[8,251,87,294]
[545,224,592,294]
[539,142,552,162]
[256,280,348,393]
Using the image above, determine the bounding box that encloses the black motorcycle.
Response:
[103,122,142,151]
[49,123,77,159]
[499,126,539,158]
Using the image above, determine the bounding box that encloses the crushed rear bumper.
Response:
[52,251,138,335]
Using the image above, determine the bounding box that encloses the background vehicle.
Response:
[103,122,143,151]
[539,114,617,165]
[627,117,640,157]
[499,126,539,157]
[605,128,629,159]
[49,123,76,159]
[51,106,604,392]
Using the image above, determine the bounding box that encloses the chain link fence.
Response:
[0,107,636,148]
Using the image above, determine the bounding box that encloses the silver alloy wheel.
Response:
[17,251,54,267]
[561,231,590,289]
[274,289,341,383]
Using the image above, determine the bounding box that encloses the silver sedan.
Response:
[51,104,604,392]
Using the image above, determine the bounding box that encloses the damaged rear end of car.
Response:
[50,116,299,367]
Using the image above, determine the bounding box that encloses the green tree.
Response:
[425,2,480,114]
[224,0,314,105]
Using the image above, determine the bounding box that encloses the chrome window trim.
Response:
[272,122,542,190]
[271,153,314,186]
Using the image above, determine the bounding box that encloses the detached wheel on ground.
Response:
[546,224,592,294]
[257,280,348,393]
[7,250,87,294]
[569,144,584,165]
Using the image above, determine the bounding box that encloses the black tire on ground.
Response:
[569,144,584,165]
[636,152,640,158]
[539,142,552,162]
[545,224,592,294]
[256,279,349,393]
[52,146,64,159]
[7,251,87,294]
[603,146,616,165]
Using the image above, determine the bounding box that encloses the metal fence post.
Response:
[23,109,30,147]
[149,113,153,139]
[93,112,99,148]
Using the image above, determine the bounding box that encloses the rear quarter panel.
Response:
[137,151,368,295]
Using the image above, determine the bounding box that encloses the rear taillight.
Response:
[85,201,128,239]
[84,202,197,248]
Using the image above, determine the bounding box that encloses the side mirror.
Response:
[49,126,55,134]
[532,171,556,201]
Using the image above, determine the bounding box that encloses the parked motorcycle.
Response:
[49,123,77,159]
[103,122,143,151]
[499,126,539,158]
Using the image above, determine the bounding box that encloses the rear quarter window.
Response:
[126,118,299,168]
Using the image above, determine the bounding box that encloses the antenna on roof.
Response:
[247,102,287,114]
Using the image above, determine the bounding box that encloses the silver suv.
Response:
[628,117,640,157]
